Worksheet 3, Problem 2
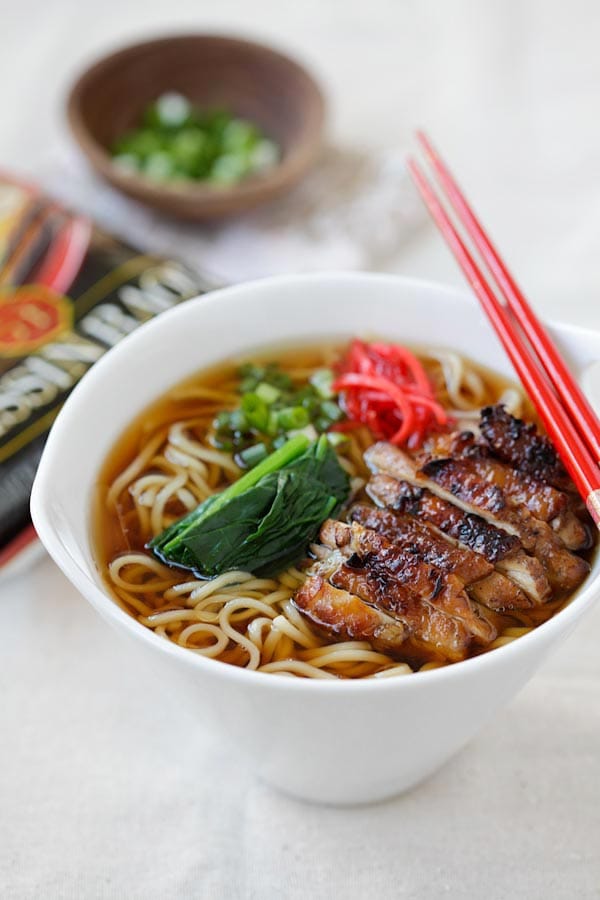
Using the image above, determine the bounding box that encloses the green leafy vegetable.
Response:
[149,435,350,578]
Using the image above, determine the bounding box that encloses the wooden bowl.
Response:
[67,34,326,220]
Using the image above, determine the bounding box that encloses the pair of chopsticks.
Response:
[408,132,600,528]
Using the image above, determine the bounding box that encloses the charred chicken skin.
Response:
[293,406,591,667]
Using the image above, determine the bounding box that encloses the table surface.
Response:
[2,1,600,897]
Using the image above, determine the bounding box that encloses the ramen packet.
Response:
[0,173,216,575]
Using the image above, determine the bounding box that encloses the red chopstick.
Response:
[407,149,600,528]
[416,130,600,465]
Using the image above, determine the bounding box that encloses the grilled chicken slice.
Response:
[350,503,532,611]
[330,564,475,663]
[366,471,551,604]
[424,431,565,518]
[365,442,589,595]
[466,570,533,612]
[551,511,593,554]
[479,405,573,491]
[350,503,493,582]
[294,570,475,664]
[366,472,520,562]
[493,555,551,604]
[318,519,496,644]
[302,530,495,664]
[419,456,590,592]
[422,432,590,551]
[294,405,593,672]
[293,576,407,654]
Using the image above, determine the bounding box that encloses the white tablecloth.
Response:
[2,1,600,897]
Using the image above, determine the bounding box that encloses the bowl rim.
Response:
[66,32,326,203]
[30,271,600,693]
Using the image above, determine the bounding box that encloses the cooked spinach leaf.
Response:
[149,435,350,577]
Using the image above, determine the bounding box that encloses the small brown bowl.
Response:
[67,34,326,220]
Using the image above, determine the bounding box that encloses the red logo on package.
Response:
[0,285,72,356]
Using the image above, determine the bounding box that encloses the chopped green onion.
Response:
[320,400,344,423]
[326,432,350,447]
[210,153,248,185]
[214,362,346,456]
[118,129,164,159]
[222,118,259,152]
[147,92,192,129]
[255,382,281,405]
[277,406,310,431]
[112,96,278,187]
[239,362,262,378]
[250,139,280,172]
[238,363,264,393]
[241,393,269,431]
[262,364,292,391]
[171,128,208,176]
[288,424,319,442]
[294,387,319,412]
[266,410,280,437]
[112,153,140,172]
[144,152,176,181]
[237,442,269,469]
[240,377,258,394]
[228,409,248,433]
[314,415,334,433]
[310,368,335,399]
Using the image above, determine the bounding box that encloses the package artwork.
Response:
[0,175,214,565]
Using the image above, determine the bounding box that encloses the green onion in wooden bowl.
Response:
[112,92,280,185]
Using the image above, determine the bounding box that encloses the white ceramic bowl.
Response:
[30,273,600,805]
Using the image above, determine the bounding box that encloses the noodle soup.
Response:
[94,341,591,679]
